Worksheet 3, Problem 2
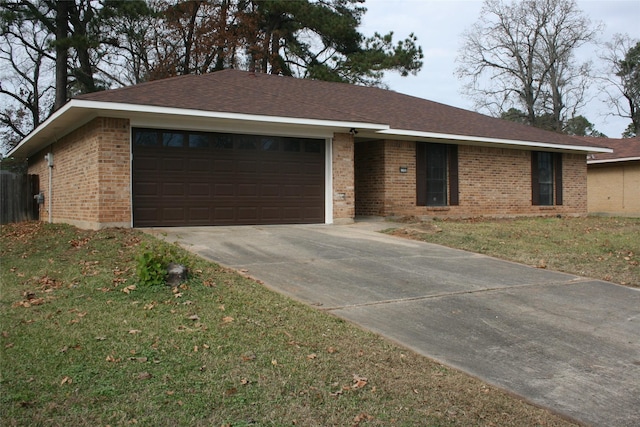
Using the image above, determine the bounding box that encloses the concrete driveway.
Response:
[146,222,640,426]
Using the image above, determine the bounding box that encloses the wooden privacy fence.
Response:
[0,172,39,225]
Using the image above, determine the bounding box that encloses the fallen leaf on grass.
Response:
[5,342,14,348]
[13,298,45,308]
[330,389,343,397]
[352,375,368,390]
[188,314,200,321]
[128,329,142,334]
[136,372,152,380]
[122,285,136,294]
[353,413,373,425]
[60,376,72,385]
[222,316,234,324]
[241,352,256,362]
[307,353,317,360]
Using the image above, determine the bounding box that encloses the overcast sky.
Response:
[360,0,640,138]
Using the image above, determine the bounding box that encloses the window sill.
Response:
[425,206,451,211]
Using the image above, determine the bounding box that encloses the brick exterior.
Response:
[25,119,589,229]
[28,118,131,229]
[332,133,355,223]
[355,140,587,219]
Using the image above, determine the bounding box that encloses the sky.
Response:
[360,0,640,138]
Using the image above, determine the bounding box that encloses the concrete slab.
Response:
[145,223,640,426]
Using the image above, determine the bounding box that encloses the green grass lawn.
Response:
[1,221,578,426]
[386,216,639,288]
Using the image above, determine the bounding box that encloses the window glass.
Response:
[134,130,159,146]
[305,140,322,153]
[538,152,554,205]
[426,144,448,206]
[237,135,258,150]
[163,132,185,147]
[188,133,210,149]
[283,140,301,152]
[212,134,233,149]
[260,137,280,151]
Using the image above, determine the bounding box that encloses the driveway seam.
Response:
[321,276,590,311]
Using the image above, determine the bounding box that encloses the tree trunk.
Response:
[54,0,69,111]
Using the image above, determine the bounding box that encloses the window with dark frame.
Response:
[416,142,459,207]
[531,151,563,206]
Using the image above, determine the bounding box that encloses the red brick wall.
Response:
[28,118,131,229]
[332,133,355,222]
[355,140,587,218]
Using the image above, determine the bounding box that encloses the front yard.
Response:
[0,221,579,426]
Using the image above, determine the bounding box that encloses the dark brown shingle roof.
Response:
[575,137,640,162]
[77,69,597,148]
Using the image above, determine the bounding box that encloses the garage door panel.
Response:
[261,184,281,197]
[237,184,257,196]
[135,159,159,172]
[214,159,234,172]
[133,129,325,227]
[162,158,186,171]
[189,183,210,197]
[163,182,185,196]
[214,183,235,196]
[189,158,210,172]
[189,207,210,221]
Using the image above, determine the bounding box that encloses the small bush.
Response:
[135,242,189,286]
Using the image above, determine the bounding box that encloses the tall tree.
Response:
[0,0,150,152]
[0,16,55,151]
[456,0,601,132]
[146,0,423,87]
[599,34,640,138]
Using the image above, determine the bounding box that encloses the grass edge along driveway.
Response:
[385,216,639,288]
[0,221,580,426]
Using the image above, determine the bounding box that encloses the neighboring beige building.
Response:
[585,137,640,217]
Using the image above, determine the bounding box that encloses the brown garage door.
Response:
[132,129,325,227]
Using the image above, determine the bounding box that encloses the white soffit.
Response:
[376,129,613,154]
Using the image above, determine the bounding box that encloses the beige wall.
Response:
[28,118,131,229]
[355,140,588,218]
[588,161,640,217]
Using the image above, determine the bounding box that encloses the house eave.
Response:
[8,99,390,158]
[8,99,612,159]
[374,129,613,154]
[587,156,640,165]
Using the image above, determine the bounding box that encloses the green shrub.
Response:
[135,241,189,286]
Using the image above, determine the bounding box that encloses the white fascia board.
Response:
[376,128,614,154]
[7,100,76,157]
[8,99,389,158]
[588,157,640,164]
[75,100,390,131]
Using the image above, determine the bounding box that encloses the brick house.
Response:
[584,137,640,217]
[9,69,610,229]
